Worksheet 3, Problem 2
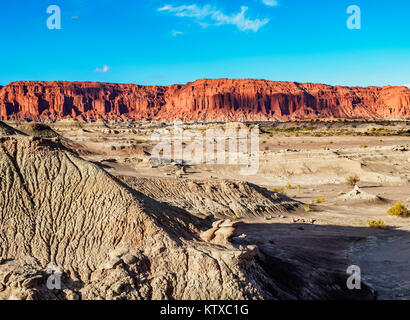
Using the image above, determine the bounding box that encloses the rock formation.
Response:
[0,121,22,136]
[119,176,298,219]
[0,137,264,300]
[0,136,375,300]
[1,79,409,121]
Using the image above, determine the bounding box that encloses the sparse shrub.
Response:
[232,214,238,220]
[271,187,285,194]
[296,184,301,190]
[314,197,325,204]
[346,174,360,187]
[387,202,410,217]
[366,219,387,229]
[397,129,410,136]
[285,183,292,189]
[135,158,143,163]
[302,204,311,212]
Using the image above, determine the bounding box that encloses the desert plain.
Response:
[1,118,409,300]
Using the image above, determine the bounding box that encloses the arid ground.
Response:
[0,119,409,300]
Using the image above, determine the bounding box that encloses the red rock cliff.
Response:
[0,79,409,121]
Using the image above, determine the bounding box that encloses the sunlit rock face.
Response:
[1,79,409,121]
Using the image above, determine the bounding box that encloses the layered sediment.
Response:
[1,79,409,121]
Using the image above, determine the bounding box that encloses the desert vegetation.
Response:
[366,219,387,229]
[346,174,361,187]
[387,202,410,217]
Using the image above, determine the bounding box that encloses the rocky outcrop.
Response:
[119,176,299,219]
[0,137,265,300]
[0,137,376,300]
[1,79,409,121]
[0,121,22,136]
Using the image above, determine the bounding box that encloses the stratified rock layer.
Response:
[0,137,375,300]
[1,79,409,121]
[0,137,263,300]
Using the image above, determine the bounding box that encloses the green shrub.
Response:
[314,197,325,204]
[271,187,285,194]
[387,202,410,217]
[367,219,387,229]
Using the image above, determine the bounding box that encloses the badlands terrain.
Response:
[0,118,409,300]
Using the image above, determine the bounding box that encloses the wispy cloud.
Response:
[94,65,111,73]
[158,4,270,32]
[262,0,278,7]
[171,30,184,36]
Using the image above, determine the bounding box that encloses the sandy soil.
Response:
[6,119,409,300]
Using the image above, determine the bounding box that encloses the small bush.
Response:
[285,183,292,189]
[387,202,410,217]
[366,219,387,229]
[271,187,285,194]
[314,197,325,204]
[302,204,311,212]
[346,174,361,187]
[397,129,410,136]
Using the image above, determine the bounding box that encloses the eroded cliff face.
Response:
[0,136,375,300]
[0,79,409,121]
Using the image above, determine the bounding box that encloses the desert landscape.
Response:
[0,80,409,300]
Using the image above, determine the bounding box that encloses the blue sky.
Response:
[0,0,409,87]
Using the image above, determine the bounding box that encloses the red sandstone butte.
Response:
[0,79,409,121]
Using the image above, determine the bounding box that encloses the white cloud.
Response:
[404,84,410,89]
[94,65,111,73]
[262,0,278,6]
[158,4,269,32]
[171,30,184,36]
[159,4,211,19]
